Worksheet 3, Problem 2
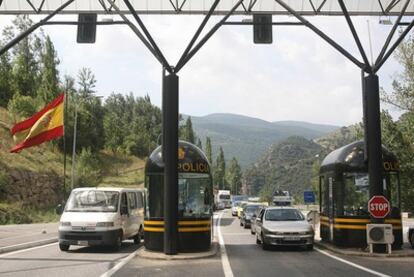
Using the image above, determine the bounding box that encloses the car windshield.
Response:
[265,209,304,221]
[245,206,262,214]
[65,190,119,213]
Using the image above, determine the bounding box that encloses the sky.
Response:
[0,13,407,126]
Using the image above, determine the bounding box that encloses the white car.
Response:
[255,207,314,250]
[57,187,145,252]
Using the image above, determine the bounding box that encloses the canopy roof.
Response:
[0,0,413,16]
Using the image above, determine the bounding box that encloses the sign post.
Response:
[368,195,390,219]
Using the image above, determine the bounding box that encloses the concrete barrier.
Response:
[0,237,58,254]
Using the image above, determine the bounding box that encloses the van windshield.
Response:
[65,190,119,213]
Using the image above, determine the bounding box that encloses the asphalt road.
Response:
[2,210,414,277]
[0,240,141,277]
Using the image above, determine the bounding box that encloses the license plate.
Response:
[284,236,300,241]
[77,240,88,246]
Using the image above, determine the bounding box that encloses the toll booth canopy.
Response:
[319,140,402,248]
[144,141,213,252]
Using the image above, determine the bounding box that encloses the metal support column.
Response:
[163,72,179,255]
[364,74,385,253]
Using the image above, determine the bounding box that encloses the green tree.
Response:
[205,137,212,163]
[227,157,242,194]
[37,35,60,104]
[181,116,195,144]
[75,147,102,187]
[197,138,203,150]
[77,67,96,97]
[0,45,13,107]
[214,147,226,190]
[8,16,40,98]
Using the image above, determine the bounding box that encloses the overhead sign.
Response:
[304,191,315,204]
[368,195,390,218]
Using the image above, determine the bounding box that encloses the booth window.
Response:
[342,173,370,216]
[178,173,212,218]
[146,174,164,218]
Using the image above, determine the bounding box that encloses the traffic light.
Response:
[253,14,273,44]
[77,14,97,43]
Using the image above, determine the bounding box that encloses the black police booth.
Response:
[144,141,213,252]
[319,140,402,248]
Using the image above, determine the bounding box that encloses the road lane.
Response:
[220,209,391,277]
[0,240,141,277]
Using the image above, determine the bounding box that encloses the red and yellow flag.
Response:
[10,93,64,153]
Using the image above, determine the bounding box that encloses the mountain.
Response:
[243,125,361,200]
[186,113,339,168]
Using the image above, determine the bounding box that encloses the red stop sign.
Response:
[368,195,390,218]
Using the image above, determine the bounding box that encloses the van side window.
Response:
[121,193,128,210]
[128,192,137,210]
[136,192,143,209]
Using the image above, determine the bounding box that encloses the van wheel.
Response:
[251,228,255,235]
[306,244,314,251]
[59,243,70,251]
[112,234,122,251]
[134,227,143,244]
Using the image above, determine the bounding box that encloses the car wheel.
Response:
[306,244,314,251]
[59,243,70,251]
[251,228,255,235]
[256,234,261,245]
[261,233,270,250]
[410,232,414,249]
[240,221,243,226]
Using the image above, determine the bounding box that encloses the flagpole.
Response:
[63,91,68,201]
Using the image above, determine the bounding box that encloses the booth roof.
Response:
[145,140,210,174]
[319,140,398,173]
[1,0,414,15]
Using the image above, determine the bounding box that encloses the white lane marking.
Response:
[217,211,234,277]
[99,248,139,277]
[315,248,391,277]
[0,242,58,257]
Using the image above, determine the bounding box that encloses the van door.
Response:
[120,192,131,238]
[127,192,139,237]
[256,209,265,238]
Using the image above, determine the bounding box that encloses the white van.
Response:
[57,187,145,251]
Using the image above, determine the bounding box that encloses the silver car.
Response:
[255,207,314,250]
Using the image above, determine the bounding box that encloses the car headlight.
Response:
[96,222,114,227]
[60,222,71,227]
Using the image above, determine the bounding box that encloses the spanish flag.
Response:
[10,93,64,153]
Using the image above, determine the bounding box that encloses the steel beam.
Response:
[107,0,166,71]
[0,0,74,56]
[375,0,410,69]
[338,0,371,71]
[374,18,414,72]
[175,0,220,70]
[174,0,244,73]
[273,0,366,71]
[163,72,179,255]
[123,0,172,73]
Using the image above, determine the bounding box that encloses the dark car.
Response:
[240,204,265,229]
[409,227,414,248]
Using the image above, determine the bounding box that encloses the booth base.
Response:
[315,240,414,257]
[137,242,218,260]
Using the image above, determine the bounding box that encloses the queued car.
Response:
[250,207,265,235]
[255,206,314,250]
[409,227,414,249]
[240,204,265,229]
[231,201,245,216]
[237,202,249,218]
